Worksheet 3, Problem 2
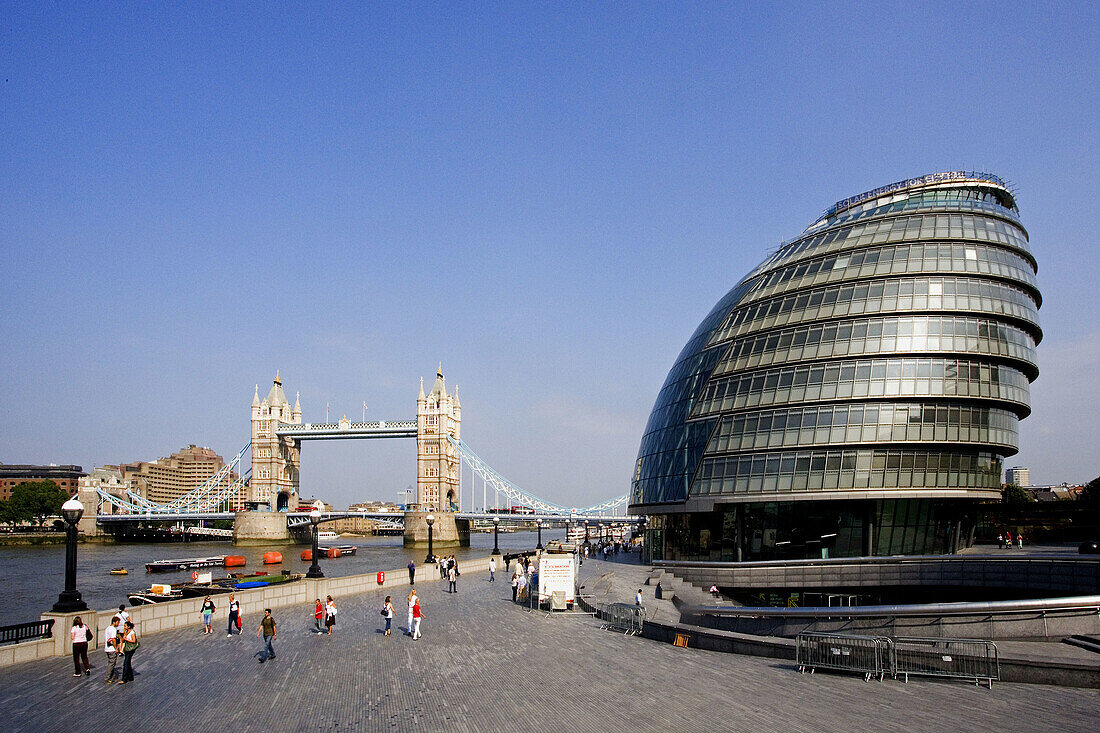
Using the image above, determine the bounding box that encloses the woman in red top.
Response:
[411,601,423,640]
[313,598,324,634]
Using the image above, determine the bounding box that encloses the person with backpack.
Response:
[70,616,91,677]
[119,621,139,683]
[382,596,395,636]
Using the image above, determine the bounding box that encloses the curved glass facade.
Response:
[632,173,1040,561]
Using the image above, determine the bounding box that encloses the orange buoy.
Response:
[262,551,282,564]
[326,548,340,559]
[300,549,313,561]
[224,555,247,568]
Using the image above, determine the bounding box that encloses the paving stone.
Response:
[1,562,1097,732]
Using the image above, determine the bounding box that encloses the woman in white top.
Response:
[407,589,418,636]
[383,596,395,636]
[325,595,337,635]
[70,616,91,677]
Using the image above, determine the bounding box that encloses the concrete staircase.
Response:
[647,568,728,609]
[1063,635,1100,655]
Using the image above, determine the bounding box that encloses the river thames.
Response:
[0,529,556,625]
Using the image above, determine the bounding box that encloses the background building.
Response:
[0,463,85,501]
[108,445,237,508]
[416,367,461,511]
[631,172,1040,561]
[250,373,302,511]
[1006,466,1031,487]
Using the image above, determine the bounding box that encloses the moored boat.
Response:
[145,556,227,573]
[128,583,183,605]
[110,567,128,576]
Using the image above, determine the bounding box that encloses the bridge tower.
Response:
[416,365,461,511]
[249,372,301,511]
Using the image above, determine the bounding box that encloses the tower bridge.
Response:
[83,366,631,545]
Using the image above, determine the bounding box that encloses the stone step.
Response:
[1063,635,1100,655]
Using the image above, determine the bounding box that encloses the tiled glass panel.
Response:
[705,403,1019,453]
[692,358,1031,418]
[710,276,1040,345]
[692,448,1003,496]
[715,316,1037,375]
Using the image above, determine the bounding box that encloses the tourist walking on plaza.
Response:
[103,616,120,684]
[448,564,458,593]
[119,621,138,684]
[256,609,276,663]
[488,556,496,582]
[411,599,423,640]
[200,596,216,635]
[1017,533,1025,549]
[439,556,448,579]
[408,560,416,584]
[511,568,519,602]
[70,616,91,677]
[325,595,338,635]
[313,598,324,634]
[116,604,131,629]
[407,588,418,635]
[382,596,395,636]
[227,594,241,636]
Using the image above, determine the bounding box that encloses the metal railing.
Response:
[797,632,893,681]
[599,602,645,635]
[893,636,999,688]
[0,619,55,646]
[797,631,999,687]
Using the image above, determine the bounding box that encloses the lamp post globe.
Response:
[306,507,324,578]
[492,516,501,556]
[535,518,544,550]
[425,513,436,563]
[52,498,88,613]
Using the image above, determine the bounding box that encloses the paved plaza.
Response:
[2,561,1097,732]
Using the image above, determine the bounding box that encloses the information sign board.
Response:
[538,553,575,604]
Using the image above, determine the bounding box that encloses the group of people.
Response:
[509,555,538,603]
[312,596,339,635]
[68,604,138,685]
[438,555,461,593]
[997,531,1026,549]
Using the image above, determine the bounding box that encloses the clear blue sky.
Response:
[2,2,1097,508]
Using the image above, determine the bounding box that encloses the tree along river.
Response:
[0,529,559,626]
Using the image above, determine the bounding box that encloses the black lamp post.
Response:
[583,521,590,548]
[52,498,88,612]
[424,513,435,563]
[492,516,501,556]
[306,507,324,578]
[535,518,544,550]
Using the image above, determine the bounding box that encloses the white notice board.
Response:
[538,553,575,603]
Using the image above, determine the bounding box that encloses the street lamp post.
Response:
[535,519,544,550]
[492,516,501,555]
[583,521,590,549]
[52,498,88,613]
[306,507,324,578]
[425,514,435,563]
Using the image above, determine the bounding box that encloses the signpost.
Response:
[537,553,575,608]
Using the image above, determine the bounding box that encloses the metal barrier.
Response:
[893,637,999,688]
[600,602,644,635]
[796,632,892,681]
[0,619,55,646]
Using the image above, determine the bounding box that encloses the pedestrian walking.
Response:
[448,565,457,593]
[116,604,131,627]
[488,556,496,582]
[511,568,519,602]
[1017,533,1025,549]
[325,595,338,635]
[635,589,643,606]
[313,598,324,634]
[103,616,120,683]
[200,596,216,635]
[70,616,91,677]
[226,594,241,636]
[407,589,418,635]
[256,609,276,663]
[439,556,448,580]
[997,532,1004,549]
[382,596,395,636]
[408,560,416,584]
[119,621,139,684]
[411,600,423,640]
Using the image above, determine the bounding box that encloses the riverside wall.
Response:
[0,554,497,668]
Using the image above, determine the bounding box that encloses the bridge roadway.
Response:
[3,557,1096,731]
[97,510,639,525]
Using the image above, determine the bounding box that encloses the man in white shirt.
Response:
[116,605,130,627]
[488,557,496,583]
[103,616,120,683]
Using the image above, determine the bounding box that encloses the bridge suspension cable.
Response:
[447,436,628,516]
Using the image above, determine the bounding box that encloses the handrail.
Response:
[654,554,1100,570]
[0,619,55,646]
[681,595,1100,620]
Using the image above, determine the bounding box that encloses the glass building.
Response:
[631,173,1040,561]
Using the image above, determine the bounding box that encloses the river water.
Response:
[0,529,558,626]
